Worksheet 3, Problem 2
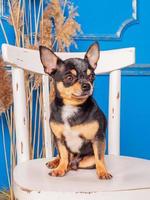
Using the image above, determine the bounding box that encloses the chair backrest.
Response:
[2,44,135,164]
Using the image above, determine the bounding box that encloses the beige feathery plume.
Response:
[39,0,81,51]
[5,0,82,94]
[57,18,81,49]
[0,190,10,200]
[0,56,4,67]
[0,57,13,115]
[39,7,52,49]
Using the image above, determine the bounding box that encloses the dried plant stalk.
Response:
[57,18,81,49]
[0,57,13,114]
[39,6,52,48]
[0,1,82,199]
[8,0,23,46]
[0,190,10,200]
[39,0,81,51]
[0,56,4,67]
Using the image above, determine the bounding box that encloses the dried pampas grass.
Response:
[57,18,80,49]
[39,5,52,49]
[8,0,24,46]
[0,56,4,67]
[0,57,12,115]
[0,1,82,199]
[0,190,10,200]
[39,0,81,51]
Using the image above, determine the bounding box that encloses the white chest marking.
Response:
[62,105,83,153]
[62,105,78,122]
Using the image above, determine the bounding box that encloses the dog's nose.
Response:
[81,83,91,92]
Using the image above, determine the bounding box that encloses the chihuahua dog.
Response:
[39,42,112,179]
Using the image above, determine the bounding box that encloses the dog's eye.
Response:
[65,75,74,82]
[88,74,95,81]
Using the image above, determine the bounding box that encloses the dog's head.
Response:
[39,42,100,105]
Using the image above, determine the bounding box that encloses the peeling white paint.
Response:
[108,70,121,155]
[13,180,150,200]
[42,75,53,159]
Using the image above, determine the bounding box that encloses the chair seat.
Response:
[13,155,150,200]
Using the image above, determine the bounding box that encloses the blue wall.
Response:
[71,0,150,159]
[1,0,150,189]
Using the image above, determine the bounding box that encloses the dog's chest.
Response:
[61,105,83,153]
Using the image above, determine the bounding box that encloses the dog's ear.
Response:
[84,42,100,70]
[39,46,63,75]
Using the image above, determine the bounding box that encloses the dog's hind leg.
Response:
[78,156,95,169]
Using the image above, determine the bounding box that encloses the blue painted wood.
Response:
[122,65,150,76]
[73,0,138,40]
[70,0,150,65]
[0,115,11,189]
[0,1,9,17]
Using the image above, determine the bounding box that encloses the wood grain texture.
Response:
[2,44,135,75]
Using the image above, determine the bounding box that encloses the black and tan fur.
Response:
[39,42,112,179]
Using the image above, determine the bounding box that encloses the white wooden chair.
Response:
[2,44,150,200]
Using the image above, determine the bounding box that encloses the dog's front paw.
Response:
[97,171,113,180]
[49,168,67,177]
[46,157,60,169]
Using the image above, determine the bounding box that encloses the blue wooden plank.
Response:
[73,0,138,40]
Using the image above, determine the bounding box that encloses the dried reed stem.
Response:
[0,2,82,199]
[0,190,10,200]
[8,0,18,46]
[29,81,33,159]
[32,89,39,159]
[1,117,11,188]
[21,0,25,47]
[7,107,15,200]
[16,0,21,46]
[37,88,42,158]
[34,0,43,45]
[0,19,9,43]
[29,0,33,44]
[34,0,37,36]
